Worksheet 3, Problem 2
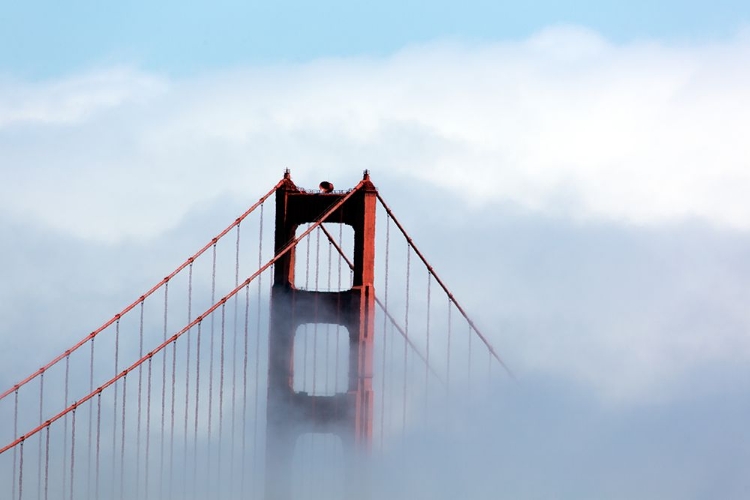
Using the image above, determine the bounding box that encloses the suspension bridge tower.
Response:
[265,170,377,500]
[0,169,512,500]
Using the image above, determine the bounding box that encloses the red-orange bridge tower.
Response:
[265,171,377,500]
[0,170,512,500]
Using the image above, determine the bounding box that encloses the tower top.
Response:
[280,169,375,192]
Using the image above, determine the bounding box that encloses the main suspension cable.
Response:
[0,181,284,402]
[375,193,514,378]
[0,180,366,456]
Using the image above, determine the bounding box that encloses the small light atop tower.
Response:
[319,181,334,193]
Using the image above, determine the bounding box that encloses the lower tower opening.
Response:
[293,323,349,396]
[291,433,346,500]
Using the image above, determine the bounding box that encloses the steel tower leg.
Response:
[264,171,376,500]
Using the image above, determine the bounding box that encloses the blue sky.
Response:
[2,0,749,77]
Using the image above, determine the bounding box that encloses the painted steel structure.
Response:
[265,171,377,500]
[0,170,511,500]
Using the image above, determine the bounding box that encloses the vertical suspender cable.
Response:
[230,224,241,495]
[325,227,333,462]
[145,356,152,500]
[303,225,311,391]
[169,335,177,500]
[184,262,193,498]
[265,264,274,498]
[161,283,169,497]
[326,227,333,394]
[207,243,217,492]
[242,284,250,496]
[301,224,312,500]
[37,375,44,500]
[111,319,118,500]
[17,439,24,500]
[12,389,18,500]
[87,340,94,500]
[94,394,101,500]
[69,408,76,500]
[251,202,264,493]
[119,375,127,500]
[335,222,342,394]
[313,228,320,395]
[44,425,50,500]
[193,321,202,500]
[425,273,431,417]
[332,220,343,445]
[62,355,70,499]
[218,304,226,488]
[136,303,145,496]
[312,227,322,491]
[402,245,411,433]
[379,216,390,448]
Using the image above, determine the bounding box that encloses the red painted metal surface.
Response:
[265,171,376,500]
[0,170,513,500]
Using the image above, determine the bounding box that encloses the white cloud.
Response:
[0,67,167,127]
[1,26,749,241]
[2,26,750,409]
